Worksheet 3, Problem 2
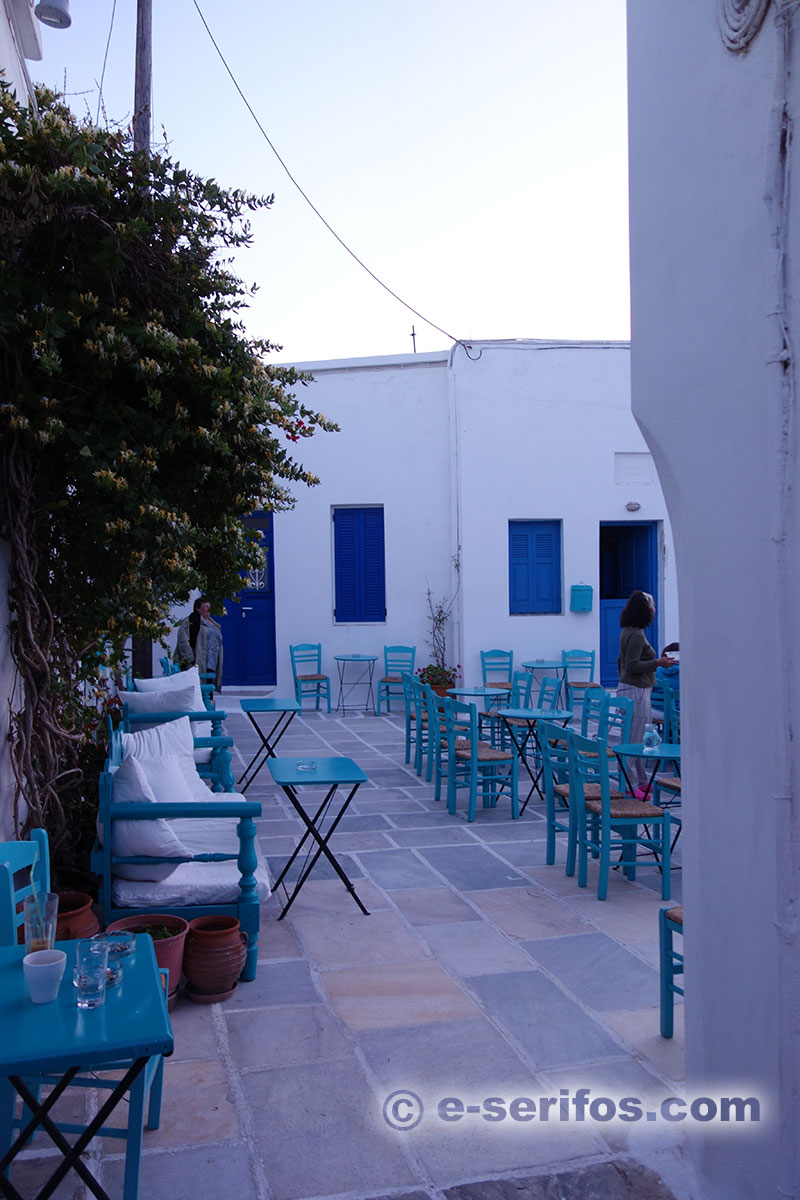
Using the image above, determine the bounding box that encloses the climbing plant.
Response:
[0,84,336,862]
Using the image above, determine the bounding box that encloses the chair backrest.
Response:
[481,649,513,686]
[561,648,596,683]
[508,670,534,709]
[606,695,634,745]
[536,676,563,711]
[0,829,51,946]
[538,720,572,794]
[662,684,680,743]
[567,729,610,805]
[441,696,479,765]
[580,687,610,737]
[384,645,416,676]
[290,643,322,676]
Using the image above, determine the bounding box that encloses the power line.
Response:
[190,0,465,350]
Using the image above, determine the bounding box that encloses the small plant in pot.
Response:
[416,663,461,696]
[106,913,189,1009]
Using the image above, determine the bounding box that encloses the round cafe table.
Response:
[613,742,681,799]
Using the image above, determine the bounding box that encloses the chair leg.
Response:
[660,907,675,1038]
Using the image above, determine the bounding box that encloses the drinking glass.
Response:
[23,892,59,955]
[75,938,109,1009]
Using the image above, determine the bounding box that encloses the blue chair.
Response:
[408,675,432,778]
[0,831,169,1199]
[290,643,331,712]
[400,672,418,764]
[539,720,577,873]
[377,646,416,714]
[535,676,564,712]
[480,649,514,708]
[439,697,518,822]
[568,730,671,901]
[561,649,603,717]
[479,670,533,745]
[659,905,684,1038]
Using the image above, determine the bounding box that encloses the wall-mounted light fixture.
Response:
[35,0,71,29]
[626,501,641,512]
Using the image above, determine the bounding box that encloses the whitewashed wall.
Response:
[273,341,677,697]
[627,4,796,1197]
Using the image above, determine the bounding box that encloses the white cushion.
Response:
[134,665,205,714]
[119,685,197,721]
[120,717,210,803]
[104,755,191,882]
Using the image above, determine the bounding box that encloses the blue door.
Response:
[599,522,658,686]
[217,514,276,686]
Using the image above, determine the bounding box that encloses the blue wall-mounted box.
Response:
[570,583,593,613]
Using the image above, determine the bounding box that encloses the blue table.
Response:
[238,697,301,789]
[0,936,172,1200]
[614,742,681,800]
[334,655,379,714]
[496,707,574,812]
[268,757,370,919]
[521,660,568,705]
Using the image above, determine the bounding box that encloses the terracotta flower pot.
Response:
[183,915,247,1004]
[55,892,101,941]
[106,913,189,1008]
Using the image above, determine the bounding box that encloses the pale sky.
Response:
[35,0,630,365]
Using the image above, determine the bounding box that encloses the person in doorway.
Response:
[176,596,224,690]
[617,591,676,796]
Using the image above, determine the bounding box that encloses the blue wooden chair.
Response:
[535,675,564,712]
[439,697,518,822]
[561,648,603,717]
[0,830,169,1199]
[479,670,533,746]
[480,649,514,709]
[568,730,671,900]
[377,645,416,714]
[409,675,433,778]
[400,672,418,765]
[659,905,684,1037]
[539,719,577,873]
[290,643,331,712]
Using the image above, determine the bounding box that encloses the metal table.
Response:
[613,741,681,800]
[238,697,301,789]
[334,654,378,714]
[496,707,574,813]
[0,936,172,1200]
[267,756,370,919]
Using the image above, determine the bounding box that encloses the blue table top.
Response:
[615,742,681,761]
[0,937,173,1076]
[268,756,369,786]
[334,654,378,662]
[521,660,566,671]
[240,697,300,714]
[447,686,501,697]
[499,707,574,721]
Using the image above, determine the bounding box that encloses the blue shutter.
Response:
[508,520,561,614]
[334,507,385,622]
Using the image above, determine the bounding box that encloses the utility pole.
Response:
[133,0,152,153]
[131,0,154,679]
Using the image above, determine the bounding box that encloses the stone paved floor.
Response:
[13,692,696,1199]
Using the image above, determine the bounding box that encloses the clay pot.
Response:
[106,913,189,1009]
[55,892,100,941]
[183,915,247,1004]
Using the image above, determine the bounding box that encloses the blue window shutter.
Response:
[334,507,385,622]
[508,520,561,614]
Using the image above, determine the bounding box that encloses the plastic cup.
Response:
[23,948,67,1004]
[75,938,109,1009]
[23,892,59,955]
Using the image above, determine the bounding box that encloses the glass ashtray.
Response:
[296,759,317,771]
[73,962,123,988]
[96,931,135,959]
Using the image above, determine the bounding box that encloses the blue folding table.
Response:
[238,697,301,789]
[268,757,370,919]
[0,935,173,1200]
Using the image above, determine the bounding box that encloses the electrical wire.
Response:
[190,0,470,353]
[95,0,118,127]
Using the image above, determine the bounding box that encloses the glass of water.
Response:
[642,723,662,754]
[75,938,109,1009]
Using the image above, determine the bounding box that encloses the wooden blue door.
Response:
[217,514,276,686]
[599,522,658,686]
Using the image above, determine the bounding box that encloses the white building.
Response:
[628,3,800,1197]
[200,340,678,698]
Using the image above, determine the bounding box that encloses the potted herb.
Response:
[106,913,189,1008]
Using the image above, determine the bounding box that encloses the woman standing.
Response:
[617,590,675,796]
[176,596,224,691]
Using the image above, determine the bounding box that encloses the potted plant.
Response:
[416,663,461,696]
[106,913,189,1009]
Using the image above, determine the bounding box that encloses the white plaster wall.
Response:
[273,353,454,695]
[453,341,677,682]
[627,4,792,1196]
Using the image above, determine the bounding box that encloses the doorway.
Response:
[217,513,277,686]
[599,522,658,686]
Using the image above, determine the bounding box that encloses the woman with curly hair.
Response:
[617,590,676,796]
